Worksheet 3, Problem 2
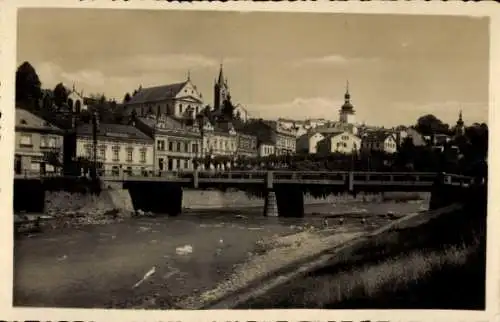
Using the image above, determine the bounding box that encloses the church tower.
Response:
[339,81,356,124]
[213,63,230,111]
[455,110,465,136]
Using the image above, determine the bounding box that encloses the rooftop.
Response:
[76,123,152,141]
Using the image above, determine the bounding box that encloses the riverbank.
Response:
[236,199,486,309]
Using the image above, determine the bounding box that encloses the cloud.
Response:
[245,97,343,120]
[106,54,242,75]
[34,61,166,99]
[291,55,379,68]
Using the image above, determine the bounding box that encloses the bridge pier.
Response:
[263,190,279,217]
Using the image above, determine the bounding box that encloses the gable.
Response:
[175,81,203,101]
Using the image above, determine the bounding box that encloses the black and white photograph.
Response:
[4,1,496,320]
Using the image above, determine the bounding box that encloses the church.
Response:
[124,72,205,121]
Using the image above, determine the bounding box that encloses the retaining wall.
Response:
[181,189,430,210]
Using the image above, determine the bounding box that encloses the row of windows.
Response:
[209,138,237,151]
[158,157,191,171]
[84,145,147,163]
[19,134,60,149]
[157,140,199,154]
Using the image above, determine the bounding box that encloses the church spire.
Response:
[457,110,464,125]
[217,63,224,85]
[187,70,191,81]
[344,80,350,102]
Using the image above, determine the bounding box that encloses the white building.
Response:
[124,74,204,121]
[296,131,326,154]
[76,123,154,175]
[317,131,361,155]
[67,86,88,112]
[258,142,275,157]
[361,131,398,154]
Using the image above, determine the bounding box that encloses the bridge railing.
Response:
[14,169,479,188]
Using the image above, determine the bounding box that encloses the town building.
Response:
[236,132,258,158]
[242,119,296,156]
[258,141,276,158]
[204,121,239,158]
[15,108,65,174]
[124,73,204,121]
[75,123,154,175]
[296,131,326,154]
[361,131,398,154]
[133,114,202,172]
[316,131,361,155]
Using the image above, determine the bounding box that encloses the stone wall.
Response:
[45,187,134,217]
[181,189,430,210]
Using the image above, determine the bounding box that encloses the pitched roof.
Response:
[16,108,62,132]
[76,123,153,142]
[363,131,395,142]
[125,81,188,105]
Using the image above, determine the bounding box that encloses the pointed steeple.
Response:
[217,63,224,85]
[457,110,464,125]
[187,70,191,81]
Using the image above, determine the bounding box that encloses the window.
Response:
[184,142,189,153]
[179,104,183,114]
[31,162,40,171]
[168,141,173,151]
[112,146,120,161]
[157,140,165,151]
[140,149,146,163]
[176,142,181,152]
[192,143,198,154]
[112,166,119,176]
[184,160,189,169]
[176,159,181,169]
[85,144,92,157]
[99,147,106,160]
[19,134,32,147]
[126,147,134,162]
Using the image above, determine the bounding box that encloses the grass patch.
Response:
[238,193,486,309]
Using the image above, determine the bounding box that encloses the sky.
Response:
[17,9,489,127]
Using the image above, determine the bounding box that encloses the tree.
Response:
[53,83,69,108]
[415,114,450,136]
[123,92,132,103]
[16,61,42,106]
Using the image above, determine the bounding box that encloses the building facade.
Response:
[296,131,326,154]
[124,75,204,121]
[317,131,361,155]
[76,123,154,175]
[204,123,238,158]
[134,115,202,172]
[258,142,276,157]
[361,132,398,154]
[236,132,258,158]
[15,108,65,174]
